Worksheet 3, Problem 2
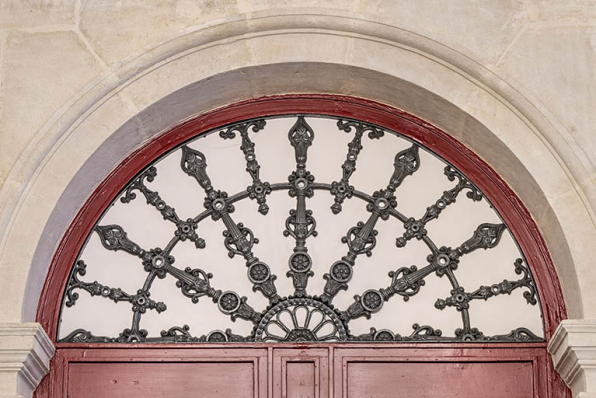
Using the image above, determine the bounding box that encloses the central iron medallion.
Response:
[254,297,347,342]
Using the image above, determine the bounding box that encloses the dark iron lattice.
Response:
[59,116,542,344]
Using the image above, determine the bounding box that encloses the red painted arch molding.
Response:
[37,94,567,342]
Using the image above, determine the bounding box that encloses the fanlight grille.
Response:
[58,115,543,343]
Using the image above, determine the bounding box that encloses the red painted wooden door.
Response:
[49,345,544,397]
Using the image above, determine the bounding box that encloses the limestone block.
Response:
[0,92,136,322]
[79,0,239,66]
[236,0,356,14]
[247,33,351,71]
[0,0,75,29]
[353,0,527,64]
[549,320,596,398]
[0,323,54,398]
[0,31,103,187]
[499,26,596,172]
[121,38,253,111]
[550,191,596,319]
[346,37,476,112]
[525,0,596,23]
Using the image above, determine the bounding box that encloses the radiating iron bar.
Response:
[121,166,205,249]
[180,145,281,303]
[65,260,132,307]
[64,258,166,316]
[164,263,260,324]
[440,268,472,336]
[285,116,318,297]
[396,166,482,248]
[330,120,384,214]
[219,119,272,215]
[121,166,180,223]
[116,311,149,343]
[320,144,421,303]
[460,307,472,333]
[341,222,507,322]
[89,231,172,342]
[435,258,537,311]
[94,223,260,325]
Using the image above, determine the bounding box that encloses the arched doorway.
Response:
[35,95,568,397]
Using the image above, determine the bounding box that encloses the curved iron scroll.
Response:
[59,116,542,343]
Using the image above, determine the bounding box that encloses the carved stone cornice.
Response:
[0,323,54,398]
[549,320,596,398]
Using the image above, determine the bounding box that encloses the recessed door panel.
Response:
[334,347,542,398]
[68,362,257,398]
[345,361,533,398]
[273,348,329,398]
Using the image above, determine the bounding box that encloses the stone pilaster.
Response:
[0,323,54,398]
[549,320,596,398]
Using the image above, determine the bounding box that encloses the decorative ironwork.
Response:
[285,117,318,296]
[320,144,420,303]
[219,119,271,215]
[180,145,280,302]
[59,115,544,344]
[330,120,384,214]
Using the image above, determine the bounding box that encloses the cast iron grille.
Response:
[58,115,543,343]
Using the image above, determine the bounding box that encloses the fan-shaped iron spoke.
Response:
[180,145,281,303]
[320,144,421,303]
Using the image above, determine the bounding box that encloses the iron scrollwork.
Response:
[59,115,544,344]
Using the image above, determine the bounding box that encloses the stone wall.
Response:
[0,1,595,396]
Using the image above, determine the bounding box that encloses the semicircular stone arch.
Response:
[45,96,561,345]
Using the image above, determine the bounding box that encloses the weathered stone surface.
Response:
[499,26,596,169]
[0,0,75,29]
[0,31,103,187]
[525,0,596,23]
[354,0,527,64]
[79,0,240,66]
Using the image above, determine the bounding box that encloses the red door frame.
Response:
[35,94,569,396]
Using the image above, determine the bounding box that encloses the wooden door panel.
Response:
[68,362,256,398]
[273,348,329,398]
[345,361,533,398]
[333,347,546,398]
[286,362,316,398]
[49,348,268,398]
